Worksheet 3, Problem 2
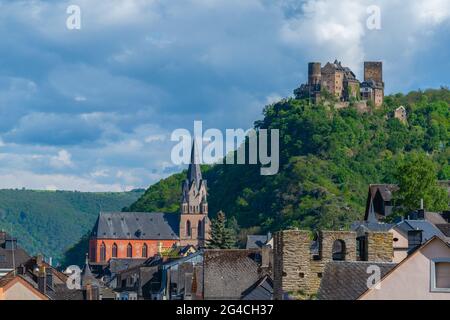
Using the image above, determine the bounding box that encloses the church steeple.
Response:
[187,138,202,189]
[179,138,210,247]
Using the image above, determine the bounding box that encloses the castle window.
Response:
[112,243,118,258]
[186,220,192,237]
[332,240,346,261]
[100,242,106,262]
[356,236,367,261]
[142,243,148,258]
[197,220,203,238]
[127,243,133,258]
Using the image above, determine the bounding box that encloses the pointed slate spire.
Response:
[187,138,202,189]
[82,253,97,287]
[367,199,377,223]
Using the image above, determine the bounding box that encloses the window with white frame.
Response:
[431,258,450,292]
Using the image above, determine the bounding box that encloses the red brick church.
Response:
[88,140,211,263]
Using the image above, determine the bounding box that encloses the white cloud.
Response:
[0,0,448,191]
[50,149,73,168]
[413,0,450,25]
[0,169,127,192]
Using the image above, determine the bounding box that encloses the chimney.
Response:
[46,268,53,289]
[17,264,26,275]
[37,265,47,294]
[417,198,425,219]
[261,245,272,270]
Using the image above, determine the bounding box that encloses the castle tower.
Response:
[308,62,322,86]
[363,61,384,107]
[179,139,211,247]
[364,61,383,83]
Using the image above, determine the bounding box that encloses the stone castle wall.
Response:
[366,231,393,262]
[364,61,383,83]
[273,229,394,299]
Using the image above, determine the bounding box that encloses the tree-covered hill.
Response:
[127,88,449,238]
[0,189,143,264]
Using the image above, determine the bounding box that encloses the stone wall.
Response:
[273,229,393,299]
[273,230,357,299]
[364,61,383,83]
[366,231,393,262]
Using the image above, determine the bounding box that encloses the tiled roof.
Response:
[92,212,180,240]
[203,249,265,300]
[317,261,396,300]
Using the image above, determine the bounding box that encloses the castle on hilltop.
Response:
[294,60,385,107]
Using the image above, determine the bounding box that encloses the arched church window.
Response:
[198,220,203,238]
[332,240,346,261]
[127,243,133,258]
[186,220,192,237]
[100,242,106,262]
[142,243,148,258]
[112,243,118,258]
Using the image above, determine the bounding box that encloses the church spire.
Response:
[187,138,202,188]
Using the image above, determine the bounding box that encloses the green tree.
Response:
[394,152,448,213]
[207,211,236,249]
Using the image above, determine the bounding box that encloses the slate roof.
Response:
[351,221,395,233]
[241,276,273,300]
[395,220,447,243]
[246,235,269,249]
[368,184,398,202]
[187,139,202,189]
[435,224,450,237]
[108,258,148,274]
[0,232,31,269]
[91,212,179,240]
[317,261,396,300]
[425,212,448,225]
[203,249,266,300]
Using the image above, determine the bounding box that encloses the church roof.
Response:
[92,212,180,240]
[187,139,202,189]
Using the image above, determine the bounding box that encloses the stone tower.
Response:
[308,62,322,86]
[179,139,211,247]
[364,61,383,83]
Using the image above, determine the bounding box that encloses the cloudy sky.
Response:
[0,0,448,191]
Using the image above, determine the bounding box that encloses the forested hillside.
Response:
[127,88,449,238]
[0,189,143,264]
